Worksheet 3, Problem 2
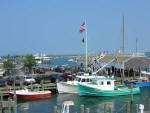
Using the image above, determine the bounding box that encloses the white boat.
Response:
[34,54,51,64]
[57,73,105,94]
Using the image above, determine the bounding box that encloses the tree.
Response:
[23,54,37,74]
[3,61,16,76]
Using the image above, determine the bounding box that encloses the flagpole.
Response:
[85,20,88,70]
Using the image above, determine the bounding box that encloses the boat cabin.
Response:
[91,78,115,90]
[137,71,150,82]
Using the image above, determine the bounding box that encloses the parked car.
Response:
[24,76,36,85]
[35,68,45,74]
[61,72,75,81]
[55,66,65,73]
[35,74,64,84]
[7,76,24,86]
[35,75,52,84]
[50,74,64,82]
[0,76,7,87]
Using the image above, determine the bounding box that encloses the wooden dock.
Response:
[0,83,57,96]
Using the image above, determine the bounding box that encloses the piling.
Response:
[126,101,130,113]
[24,107,28,113]
[136,104,138,113]
[80,105,84,113]
[86,108,90,113]
[0,100,2,113]
[13,92,17,113]
[130,83,133,104]
[104,103,107,113]
[109,106,112,113]
[149,99,150,112]
[54,106,58,113]
[8,98,11,113]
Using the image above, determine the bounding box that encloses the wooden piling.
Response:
[109,106,112,113]
[130,83,133,104]
[148,99,150,112]
[13,92,17,113]
[104,103,107,113]
[54,106,58,113]
[24,107,28,113]
[80,104,84,113]
[8,98,11,113]
[0,94,3,102]
[126,101,130,113]
[0,101,2,113]
[136,104,138,113]
[86,108,90,113]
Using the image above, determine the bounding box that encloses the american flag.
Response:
[79,22,85,33]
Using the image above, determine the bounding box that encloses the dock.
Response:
[0,83,57,97]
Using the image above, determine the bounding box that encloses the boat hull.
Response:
[57,82,78,94]
[8,90,51,99]
[78,84,140,96]
[124,81,150,87]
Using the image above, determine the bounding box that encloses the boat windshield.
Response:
[25,76,33,79]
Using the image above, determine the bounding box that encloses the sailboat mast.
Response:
[85,20,88,70]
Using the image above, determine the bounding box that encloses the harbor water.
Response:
[17,87,150,113]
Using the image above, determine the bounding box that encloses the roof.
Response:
[99,55,132,63]
[79,54,150,69]
[100,55,150,69]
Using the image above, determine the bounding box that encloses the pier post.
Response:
[13,92,17,113]
[109,106,112,113]
[149,99,150,112]
[104,103,107,113]
[126,101,130,113]
[0,94,3,102]
[8,98,11,113]
[130,83,133,104]
[86,108,90,113]
[23,107,28,113]
[54,106,58,113]
[136,104,138,113]
[0,100,2,113]
[80,105,84,113]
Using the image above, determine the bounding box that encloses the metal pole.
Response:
[122,15,125,55]
[85,20,88,70]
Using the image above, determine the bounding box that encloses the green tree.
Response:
[23,54,37,73]
[3,61,16,76]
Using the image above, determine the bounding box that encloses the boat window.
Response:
[81,79,85,82]
[77,78,81,82]
[86,79,90,82]
[99,81,104,85]
[107,81,111,85]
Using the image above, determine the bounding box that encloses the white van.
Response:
[24,76,35,85]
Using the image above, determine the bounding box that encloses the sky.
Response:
[0,0,150,56]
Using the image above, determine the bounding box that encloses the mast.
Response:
[85,20,88,70]
[122,15,125,55]
[136,39,138,54]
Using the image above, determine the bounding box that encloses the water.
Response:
[16,87,150,113]
[39,57,80,68]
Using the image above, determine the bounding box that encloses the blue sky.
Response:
[0,0,150,56]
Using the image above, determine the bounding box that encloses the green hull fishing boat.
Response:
[78,78,140,96]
